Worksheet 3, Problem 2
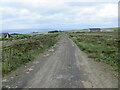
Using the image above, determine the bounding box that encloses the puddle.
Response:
[56,75,63,79]
[26,68,33,71]
[5,85,11,89]
[12,86,18,88]
[10,77,14,79]
[43,54,49,57]
[48,49,54,52]
[55,75,74,81]
[81,81,93,88]
[2,79,8,82]
[84,69,92,73]
[79,63,85,66]
[31,66,34,68]
[26,72,30,74]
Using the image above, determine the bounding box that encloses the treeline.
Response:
[48,30,63,33]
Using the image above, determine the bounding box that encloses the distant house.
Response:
[88,28,101,32]
[0,33,10,38]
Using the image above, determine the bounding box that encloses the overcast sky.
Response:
[0,0,119,33]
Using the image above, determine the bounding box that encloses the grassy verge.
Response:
[2,34,60,75]
[69,32,119,71]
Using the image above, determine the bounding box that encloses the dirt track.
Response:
[2,35,118,88]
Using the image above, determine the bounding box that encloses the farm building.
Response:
[88,28,101,32]
[0,33,10,38]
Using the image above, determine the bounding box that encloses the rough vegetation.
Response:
[2,34,60,75]
[69,32,119,71]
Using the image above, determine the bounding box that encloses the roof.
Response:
[89,28,101,30]
[0,33,9,35]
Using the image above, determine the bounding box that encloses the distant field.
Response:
[69,31,119,71]
[0,33,56,48]
[0,32,49,41]
[102,28,118,31]
[64,28,118,34]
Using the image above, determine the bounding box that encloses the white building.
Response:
[0,33,10,38]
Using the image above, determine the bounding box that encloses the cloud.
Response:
[97,4,118,18]
[0,0,118,32]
